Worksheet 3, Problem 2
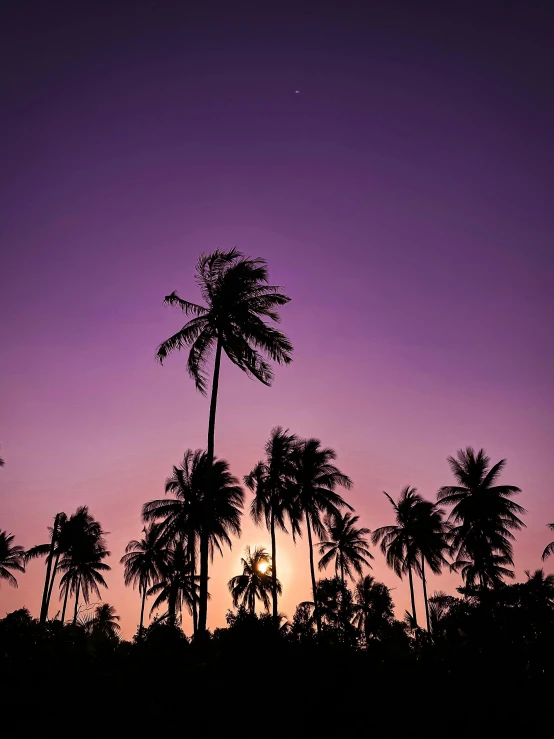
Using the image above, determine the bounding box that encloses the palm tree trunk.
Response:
[45,551,61,617]
[198,334,223,635]
[40,513,60,624]
[306,516,321,634]
[139,582,147,637]
[72,577,81,625]
[270,508,278,624]
[190,539,198,636]
[61,584,70,623]
[408,565,418,627]
[421,557,431,632]
[340,559,347,639]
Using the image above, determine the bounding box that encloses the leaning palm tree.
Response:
[292,438,352,634]
[371,487,422,627]
[0,530,25,588]
[26,512,68,623]
[438,447,525,590]
[542,523,554,561]
[352,575,394,643]
[246,427,301,622]
[156,249,293,633]
[318,511,373,588]
[121,524,170,637]
[147,541,199,628]
[143,450,244,634]
[228,546,280,613]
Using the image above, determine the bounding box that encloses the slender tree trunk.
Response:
[421,557,431,633]
[72,577,81,625]
[40,513,60,624]
[198,335,222,635]
[190,539,198,636]
[306,516,321,634]
[61,584,70,623]
[340,559,347,639]
[408,565,418,627]
[270,508,278,624]
[45,551,61,617]
[139,582,147,638]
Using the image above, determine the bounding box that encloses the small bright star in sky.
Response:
[295,90,300,93]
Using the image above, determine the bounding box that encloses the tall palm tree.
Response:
[156,249,292,633]
[411,499,451,632]
[292,438,352,634]
[246,427,301,622]
[542,523,554,561]
[228,546,280,613]
[56,510,110,624]
[372,487,422,627]
[352,575,394,643]
[143,450,244,633]
[121,524,170,637]
[317,511,373,588]
[147,541,199,628]
[438,447,525,590]
[26,512,67,623]
[0,530,25,587]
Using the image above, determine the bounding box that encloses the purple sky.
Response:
[1,2,553,636]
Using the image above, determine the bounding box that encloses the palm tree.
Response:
[228,545,279,613]
[156,249,292,633]
[542,523,554,561]
[352,575,394,643]
[0,457,4,467]
[317,511,373,588]
[411,499,451,632]
[438,447,525,590]
[121,524,170,637]
[56,510,110,624]
[147,541,199,628]
[0,530,25,587]
[292,438,352,634]
[26,512,67,623]
[246,427,301,622]
[371,487,422,627]
[82,603,121,640]
[143,450,244,634]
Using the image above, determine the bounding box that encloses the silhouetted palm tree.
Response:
[438,447,525,590]
[542,523,554,561]
[121,524,170,637]
[26,512,68,623]
[292,438,352,634]
[246,427,300,622]
[411,499,451,632]
[228,546,280,613]
[372,487,422,626]
[55,509,110,623]
[318,511,373,587]
[0,457,4,467]
[0,531,25,587]
[156,249,292,633]
[352,575,394,643]
[143,450,244,633]
[148,541,199,628]
[81,603,121,640]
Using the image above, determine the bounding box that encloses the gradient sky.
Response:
[1,1,553,637]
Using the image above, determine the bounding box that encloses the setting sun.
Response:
[257,561,269,574]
